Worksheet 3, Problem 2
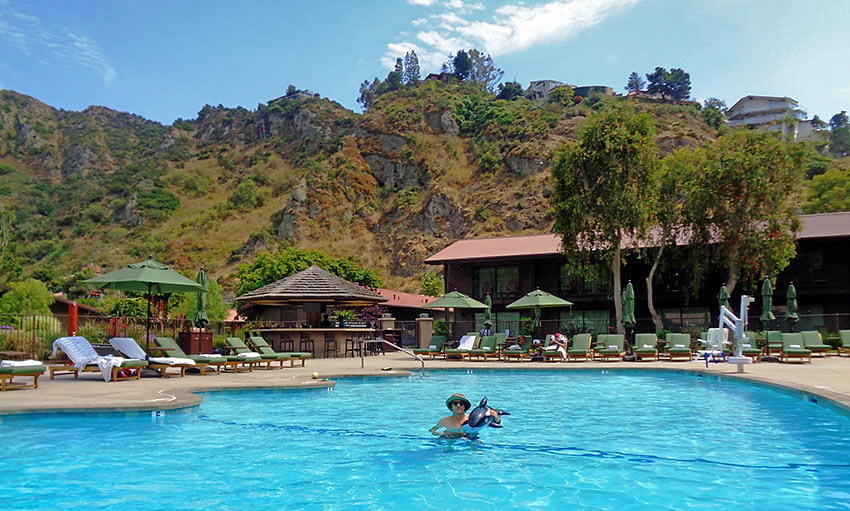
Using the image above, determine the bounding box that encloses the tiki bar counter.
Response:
[235,266,388,358]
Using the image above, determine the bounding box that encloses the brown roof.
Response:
[376,288,437,310]
[236,265,387,305]
[425,212,850,264]
[51,295,104,315]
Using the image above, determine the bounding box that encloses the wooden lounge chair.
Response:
[109,337,195,377]
[225,337,286,369]
[51,336,148,382]
[247,336,310,367]
[801,330,831,356]
[838,330,850,356]
[595,334,626,361]
[780,333,811,364]
[412,335,446,360]
[0,362,46,391]
[665,333,692,361]
[467,335,498,361]
[444,334,478,360]
[502,338,532,362]
[152,337,226,375]
[566,333,591,362]
[633,333,659,361]
[766,331,783,356]
[740,332,761,363]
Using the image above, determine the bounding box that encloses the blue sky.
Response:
[1,0,848,125]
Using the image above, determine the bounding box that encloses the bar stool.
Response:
[280,336,295,352]
[344,338,357,357]
[324,334,338,358]
[299,334,315,357]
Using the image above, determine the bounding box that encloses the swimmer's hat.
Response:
[446,393,471,411]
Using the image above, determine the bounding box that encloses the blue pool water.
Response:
[2,370,850,510]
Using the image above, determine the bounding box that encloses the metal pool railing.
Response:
[360,338,425,377]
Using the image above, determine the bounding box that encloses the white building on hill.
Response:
[726,95,820,140]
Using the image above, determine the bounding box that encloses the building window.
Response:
[559,309,611,334]
[559,264,610,295]
[473,266,520,299]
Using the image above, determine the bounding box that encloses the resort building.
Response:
[524,80,567,100]
[424,212,850,336]
[725,95,822,140]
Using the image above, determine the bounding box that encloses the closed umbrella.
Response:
[786,283,799,332]
[717,284,730,311]
[483,293,493,333]
[759,278,775,324]
[506,288,573,337]
[622,281,636,329]
[194,268,209,329]
[85,256,205,357]
[422,290,488,339]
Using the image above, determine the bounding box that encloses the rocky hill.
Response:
[0,83,719,297]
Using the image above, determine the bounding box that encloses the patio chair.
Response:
[109,337,195,377]
[633,333,659,361]
[595,334,626,361]
[51,336,149,382]
[665,333,692,362]
[225,337,285,369]
[566,333,591,362]
[800,330,831,356]
[780,333,811,364]
[502,338,532,362]
[412,335,446,360]
[247,336,310,367]
[838,330,850,356]
[766,331,783,356]
[740,332,762,363]
[467,335,499,361]
[0,360,46,391]
[152,337,226,375]
[444,334,478,360]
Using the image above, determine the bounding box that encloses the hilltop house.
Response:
[524,80,567,100]
[726,95,818,140]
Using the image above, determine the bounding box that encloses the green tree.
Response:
[357,78,380,111]
[646,67,691,101]
[625,71,645,93]
[496,81,523,100]
[829,127,850,156]
[403,50,420,84]
[0,278,54,319]
[684,131,809,293]
[171,278,229,322]
[804,167,850,213]
[701,97,727,129]
[467,49,504,92]
[420,270,444,297]
[551,105,658,332]
[829,110,848,130]
[549,86,575,105]
[234,248,381,297]
[451,50,472,80]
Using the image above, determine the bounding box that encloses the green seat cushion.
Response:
[668,348,691,354]
[598,348,622,354]
[285,352,311,358]
[0,365,46,375]
[567,348,588,354]
[118,359,148,368]
[783,348,811,355]
[264,353,291,360]
[633,347,657,354]
[806,344,831,350]
[189,355,227,363]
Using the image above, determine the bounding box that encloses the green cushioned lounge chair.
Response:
[225,337,286,369]
[780,333,811,363]
[838,330,850,356]
[467,335,498,361]
[740,332,762,362]
[596,334,626,361]
[493,332,507,352]
[801,330,831,356]
[502,338,532,362]
[0,364,46,391]
[247,336,310,367]
[412,335,446,360]
[541,334,565,362]
[566,333,591,362]
[51,336,149,382]
[766,331,783,356]
[633,333,659,361]
[665,333,692,362]
[153,337,226,375]
[444,334,478,361]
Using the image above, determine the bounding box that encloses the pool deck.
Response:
[2,354,850,415]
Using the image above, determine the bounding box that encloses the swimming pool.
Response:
[2,370,849,510]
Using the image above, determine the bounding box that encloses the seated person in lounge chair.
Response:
[543,332,568,360]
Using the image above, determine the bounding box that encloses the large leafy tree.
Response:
[551,105,658,332]
[684,131,809,294]
[646,67,691,101]
[804,167,850,213]
[701,97,727,129]
[625,71,645,93]
[403,50,420,84]
[450,50,472,80]
[0,278,54,321]
[467,49,504,92]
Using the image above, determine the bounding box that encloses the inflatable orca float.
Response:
[462,397,510,438]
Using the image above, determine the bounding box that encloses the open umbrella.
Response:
[759,278,775,324]
[717,284,730,311]
[506,288,573,337]
[85,256,205,357]
[422,290,488,338]
[194,268,209,329]
[483,293,493,332]
[622,281,636,329]
[786,283,799,332]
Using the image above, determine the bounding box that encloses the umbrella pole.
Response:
[145,283,152,361]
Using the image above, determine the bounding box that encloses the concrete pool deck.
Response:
[2,354,849,416]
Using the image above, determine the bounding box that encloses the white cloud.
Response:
[411,17,429,26]
[409,0,437,5]
[0,8,116,84]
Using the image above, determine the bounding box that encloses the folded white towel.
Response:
[198,354,221,358]
[790,344,801,349]
[507,344,521,350]
[607,345,618,350]
[428,345,437,349]
[673,344,686,348]
[237,352,261,359]
[150,357,196,366]
[642,344,653,349]
[1,359,42,367]
[742,343,752,349]
[457,336,476,350]
[483,347,492,351]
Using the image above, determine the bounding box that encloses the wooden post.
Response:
[68,302,78,336]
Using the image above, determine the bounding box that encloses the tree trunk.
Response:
[726,245,739,296]
[612,232,623,334]
[646,233,667,333]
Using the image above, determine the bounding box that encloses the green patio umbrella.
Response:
[622,281,636,329]
[483,293,493,331]
[759,278,775,323]
[717,284,730,311]
[423,290,488,338]
[85,256,205,357]
[506,288,573,337]
[193,268,209,329]
[786,283,799,332]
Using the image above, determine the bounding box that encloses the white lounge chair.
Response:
[109,337,195,377]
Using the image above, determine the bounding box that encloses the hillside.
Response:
[0,84,719,298]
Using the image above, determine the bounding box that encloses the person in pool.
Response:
[429,393,500,438]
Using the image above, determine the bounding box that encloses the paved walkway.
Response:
[2,354,849,415]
